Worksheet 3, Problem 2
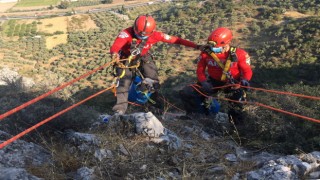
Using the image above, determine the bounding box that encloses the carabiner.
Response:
[131,48,141,56]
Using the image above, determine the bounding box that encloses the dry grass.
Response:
[46,34,68,49]
[274,11,311,25]
[67,14,98,31]
[37,16,68,34]
[284,11,310,18]
[81,115,249,179]
[225,161,257,177]
[0,2,16,13]
[19,14,98,49]
[27,17,68,49]
[27,143,82,179]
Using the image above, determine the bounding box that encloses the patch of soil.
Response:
[0,2,16,13]
[284,11,310,18]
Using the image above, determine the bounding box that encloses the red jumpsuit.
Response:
[180,47,253,117]
[110,27,197,113]
[197,48,252,83]
[110,27,197,57]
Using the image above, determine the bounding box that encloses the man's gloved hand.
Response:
[111,53,120,64]
[196,44,211,52]
[200,81,213,94]
[142,78,158,93]
[240,79,250,87]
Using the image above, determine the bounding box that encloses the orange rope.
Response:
[1,61,319,148]
[221,97,320,124]
[0,86,114,149]
[128,101,144,107]
[192,83,320,100]
[189,84,320,124]
[190,84,210,98]
[159,96,185,112]
[0,60,116,121]
[240,85,320,100]
[192,83,236,90]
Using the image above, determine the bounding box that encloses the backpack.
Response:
[128,76,153,104]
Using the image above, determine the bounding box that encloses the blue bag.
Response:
[193,97,220,115]
[208,98,220,114]
[128,76,153,104]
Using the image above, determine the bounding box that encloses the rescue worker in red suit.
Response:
[110,15,198,115]
[179,27,253,122]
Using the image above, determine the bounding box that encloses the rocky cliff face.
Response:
[1,112,319,179]
[0,67,34,89]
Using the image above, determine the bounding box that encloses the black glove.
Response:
[200,81,213,94]
[240,79,250,87]
[196,44,211,53]
[240,79,251,91]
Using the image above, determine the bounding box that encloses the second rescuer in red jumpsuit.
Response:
[180,27,253,122]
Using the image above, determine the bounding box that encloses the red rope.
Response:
[128,101,144,107]
[221,97,320,124]
[0,60,115,121]
[192,83,320,100]
[240,85,320,100]
[159,96,185,112]
[189,84,320,124]
[192,83,236,90]
[0,86,114,149]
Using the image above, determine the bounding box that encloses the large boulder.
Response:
[0,67,34,89]
[246,151,320,179]
[0,130,52,168]
[0,167,42,180]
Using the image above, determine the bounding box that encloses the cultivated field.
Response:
[19,14,98,49]
[45,34,68,49]
[14,0,60,7]
[67,14,98,32]
[0,2,16,12]
[36,16,68,34]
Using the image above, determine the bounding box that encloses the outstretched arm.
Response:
[159,32,197,49]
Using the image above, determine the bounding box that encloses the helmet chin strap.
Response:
[221,44,230,53]
[134,32,148,40]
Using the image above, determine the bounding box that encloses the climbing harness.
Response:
[111,38,147,92]
[111,37,158,105]
[205,45,237,82]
